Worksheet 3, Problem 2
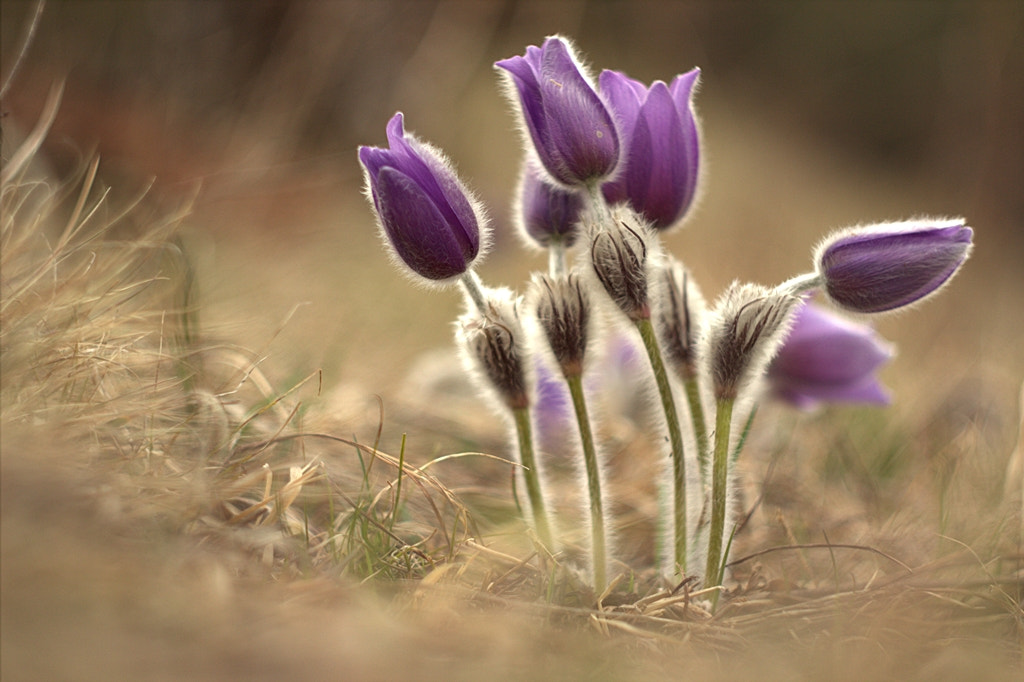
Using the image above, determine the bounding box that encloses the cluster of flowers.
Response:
[358,36,973,596]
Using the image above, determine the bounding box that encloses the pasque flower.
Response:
[768,301,894,410]
[358,112,486,283]
[496,36,620,187]
[705,283,801,401]
[589,207,657,322]
[815,219,973,313]
[600,68,701,230]
[516,163,586,249]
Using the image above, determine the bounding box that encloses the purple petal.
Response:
[768,302,894,409]
[819,221,973,313]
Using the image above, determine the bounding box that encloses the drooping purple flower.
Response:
[815,219,973,313]
[600,68,701,230]
[496,36,620,187]
[768,301,894,410]
[358,112,486,283]
[516,163,586,249]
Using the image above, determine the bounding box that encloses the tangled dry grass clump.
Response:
[2,87,1023,681]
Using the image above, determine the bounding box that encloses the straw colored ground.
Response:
[3,4,1024,680]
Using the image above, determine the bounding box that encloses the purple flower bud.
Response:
[815,219,973,313]
[358,113,487,283]
[516,163,585,249]
[600,68,701,230]
[496,36,619,187]
[768,301,894,410]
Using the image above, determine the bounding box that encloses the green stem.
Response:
[705,396,735,606]
[512,406,554,550]
[565,372,607,593]
[635,317,687,576]
[459,270,488,314]
[682,373,710,486]
[549,239,567,278]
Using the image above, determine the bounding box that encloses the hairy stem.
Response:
[705,395,735,607]
[682,373,709,487]
[512,406,554,550]
[459,270,488,314]
[565,372,607,593]
[636,317,687,576]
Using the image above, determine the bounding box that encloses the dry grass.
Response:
[3,87,1023,681]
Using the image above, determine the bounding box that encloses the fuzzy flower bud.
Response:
[589,207,657,322]
[358,113,487,283]
[457,288,530,410]
[655,255,706,379]
[599,68,701,230]
[768,301,894,410]
[705,283,801,400]
[496,36,620,187]
[815,219,973,313]
[516,163,586,249]
[532,272,592,377]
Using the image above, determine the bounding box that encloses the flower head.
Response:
[815,219,973,313]
[358,113,487,283]
[456,287,530,410]
[531,272,592,377]
[705,283,801,400]
[588,207,659,322]
[496,36,619,187]
[768,301,894,410]
[654,255,706,379]
[600,68,701,230]
[516,163,586,249]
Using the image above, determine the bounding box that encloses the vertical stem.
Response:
[635,317,687,576]
[565,372,607,593]
[511,406,554,550]
[549,239,567,278]
[682,374,709,486]
[459,270,488,314]
[705,395,735,605]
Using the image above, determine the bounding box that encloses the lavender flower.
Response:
[815,219,973,313]
[516,163,586,249]
[358,113,487,283]
[768,301,894,410]
[600,68,701,230]
[496,36,620,188]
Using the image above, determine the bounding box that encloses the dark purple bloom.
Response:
[815,219,973,313]
[496,36,619,187]
[600,69,701,230]
[768,302,893,410]
[516,164,586,248]
[358,113,485,282]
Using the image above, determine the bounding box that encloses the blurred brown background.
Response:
[3,0,1023,433]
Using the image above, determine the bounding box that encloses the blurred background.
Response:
[3,0,1022,438]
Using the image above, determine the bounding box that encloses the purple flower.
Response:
[815,219,973,313]
[600,69,701,230]
[516,163,586,249]
[768,302,894,410]
[358,113,486,283]
[496,36,619,187]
